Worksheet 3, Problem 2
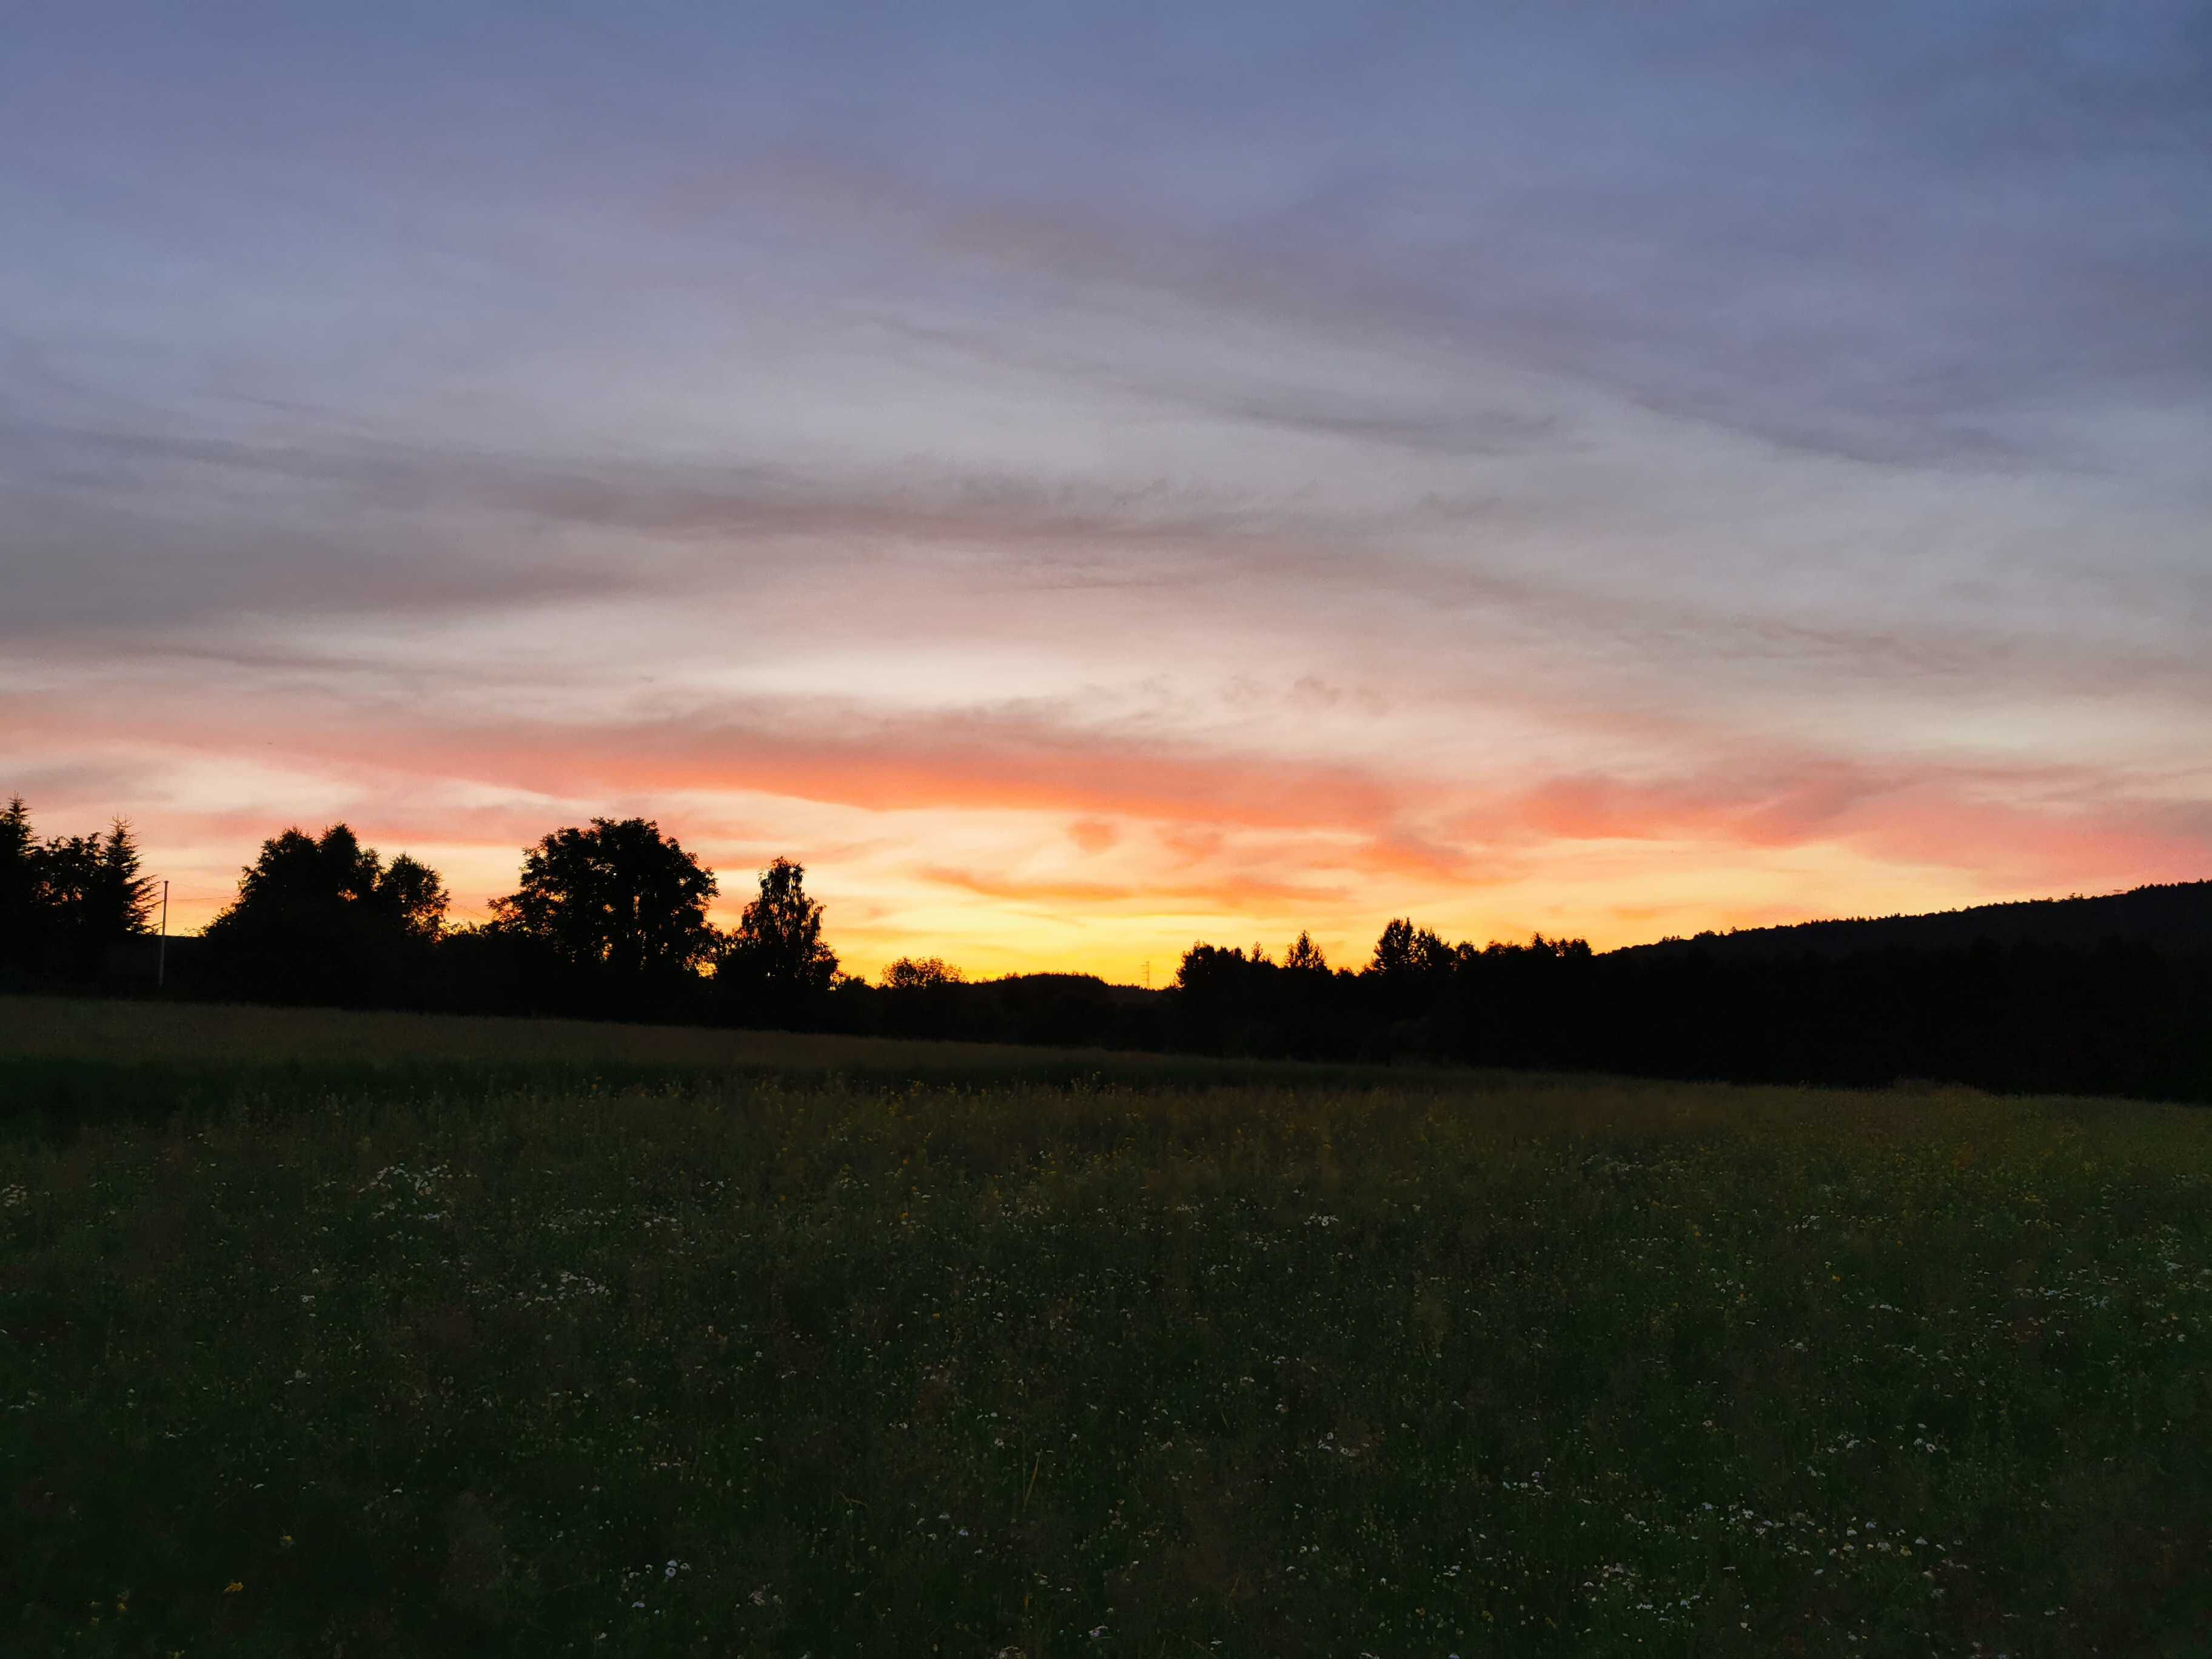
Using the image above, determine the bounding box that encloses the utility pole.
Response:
[156,879,168,991]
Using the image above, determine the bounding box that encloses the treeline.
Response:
[1158,923,2212,1105]
[7,796,2211,1102]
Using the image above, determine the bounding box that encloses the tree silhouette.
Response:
[882,956,963,990]
[93,820,155,940]
[1284,930,1327,972]
[203,823,447,1004]
[489,817,719,980]
[719,857,839,1022]
[1370,917,1417,977]
[0,803,155,982]
[376,853,450,942]
[0,798,40,977]
[1370,917,1452,979]
[225,824,377,913]
[39,821,153,974]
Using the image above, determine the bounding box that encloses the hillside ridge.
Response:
[1615,878,2212,960]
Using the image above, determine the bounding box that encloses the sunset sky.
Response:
[5,3,2209,982]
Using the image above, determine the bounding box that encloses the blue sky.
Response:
[5,2,2208,973]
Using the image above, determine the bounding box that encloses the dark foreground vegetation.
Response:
[4,999,2211,1656]
[9,796,2212,1103]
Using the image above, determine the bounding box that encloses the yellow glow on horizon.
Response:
[135,809,2161,990]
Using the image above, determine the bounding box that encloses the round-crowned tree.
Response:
[203,822,447,1004]
[488,817,720,986]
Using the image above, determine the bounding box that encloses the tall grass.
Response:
[0,994,1484,1119]
[2,1000,2208,1654]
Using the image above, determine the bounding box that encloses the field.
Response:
[4,999,2209,1655]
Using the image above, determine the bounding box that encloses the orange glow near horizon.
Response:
[29,722,2207,990]
[26,572,2205,971]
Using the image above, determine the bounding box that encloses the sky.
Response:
[4,1,2209,982]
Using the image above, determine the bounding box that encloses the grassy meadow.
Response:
[3,998,2209,1655]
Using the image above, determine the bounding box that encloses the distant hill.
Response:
[985,971,1162,1007]
[1615,880,2212,962]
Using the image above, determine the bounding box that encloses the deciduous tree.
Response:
[488,817,718,980]
[203,823,448,1004]
[882,956,963,990]
[719,857,839,1022]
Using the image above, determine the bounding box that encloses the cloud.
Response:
[0,409,1447,642]
[914,866,1345,916]
[1067,817,1118,853]
[2,679,1408,835]
[1513,757,2212,890]
[683,44,2209,472]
